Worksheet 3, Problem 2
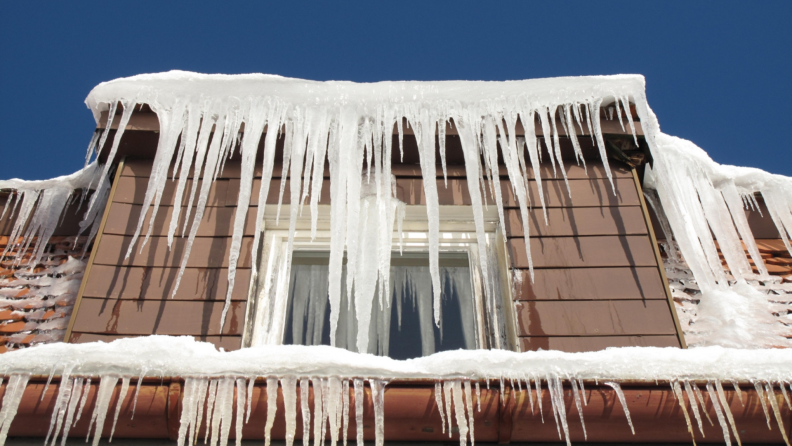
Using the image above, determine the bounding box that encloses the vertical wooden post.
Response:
[631,168,688,348]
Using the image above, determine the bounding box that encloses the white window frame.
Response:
[242,205,517,351]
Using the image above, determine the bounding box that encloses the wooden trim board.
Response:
[64,158,125,343]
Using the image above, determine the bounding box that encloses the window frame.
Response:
[242,205,517,352]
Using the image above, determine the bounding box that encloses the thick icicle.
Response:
[463,381,475,446]
[109,377,130,441]
[265,378,279,446]
[235,378,246,446]
[684,380,706,437]
[765,383,790,446]
[451,381,469,446]
[0,374,30,446]
[281,377,297,446]
[754,381,773,430]
[60,377,84,446]
[671,380,696,445]
[715,380,741,446]
[312,378,324,446]
[570,377,587,440]
[342,380,350,446]
[300,378,311,446]
[370,380,386,446]
[88,375,119,446]
[435,382,447,434]
[605,382,634,435]
[706,382,732,446]
[443,380,454,437]
[353,379,364,446]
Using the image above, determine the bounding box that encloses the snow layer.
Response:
[2,337,792,446]
[3,335,789,385]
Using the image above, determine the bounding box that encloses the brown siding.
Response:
[505,163,681,351]
[70,159,250,347]
[73,145,679,352]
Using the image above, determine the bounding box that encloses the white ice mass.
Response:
[1,71,792,445]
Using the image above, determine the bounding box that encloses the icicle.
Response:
[765,382,790,446]
[605,382,634,435]
[354,379,364,446]
[190,379,208,446]
[312,378,324,446]
[46,372,74,446]
[715,380,741,446]
[706,382,732,446]
[246,378,255,423]
[475,382,481,413]
[544,377,562,440]
[74,378,92,426]
[463,381,475,446]
[570,377,586,440]
[205,380,219,445]
[692,382,714,427]
[265,378,279,446]
[0,374,31,446]
[109,377,130,442]
[779,381,791,410]
[370,380,386,446]
[754,381,773,429]
[671,380,696,445]
[282,377,297,446]
[223,101,269,328]
[178,378,200,446]
[534,377,544,422]
[327,377,342,446]
[60,377,84,446]
[131,375,144,420]
[342,380,350,446]
[547,375,570,446]
[435,382,447,434]
[451,381,469,446]
[235,379,246,446]
[684,380,706,437]
[525,379,534,414]
[300,379,311,446]
[87,375,119,446]
[443,380,454,437]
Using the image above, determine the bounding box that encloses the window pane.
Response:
[284,252,476,359]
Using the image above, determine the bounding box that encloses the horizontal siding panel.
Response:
[519,335,680,352]
[508,236,657,268]
[228,179,332,207]
[504,207,647,237]
[512,267,666,301]
[104,202,255,237]
[502,178,639,208]
[514,300,677,336]
[70,332,242,351]
[113,176,228,207]
[71,298,244,335]
[121,157,632,180]
[93,235,254,268]
[83,265,251,301]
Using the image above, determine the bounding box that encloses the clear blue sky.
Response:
[2,1,790,180]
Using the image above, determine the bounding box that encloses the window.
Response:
[244,205,516,356]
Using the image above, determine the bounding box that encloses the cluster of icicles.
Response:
[0,162,110,269]
[82,74,648,352]
[0,373,791,446]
